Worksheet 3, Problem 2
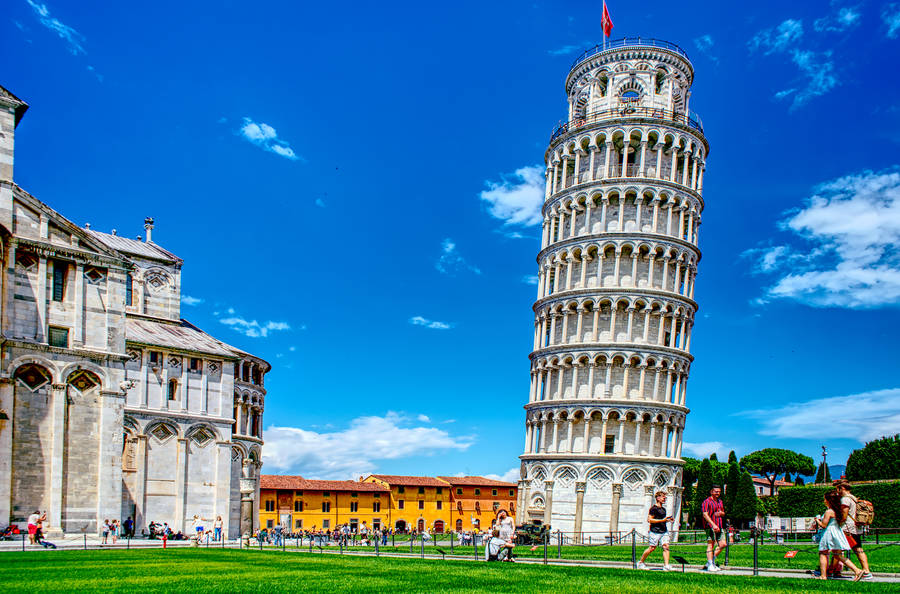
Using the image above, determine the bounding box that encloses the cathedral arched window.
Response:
[167,379,178,401]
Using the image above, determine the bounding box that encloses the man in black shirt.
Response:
[637,491,674,570]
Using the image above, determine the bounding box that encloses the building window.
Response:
[418,500,424,510]
[492,489,498,496]
[474,489,481,496]
[322,502,331,513]
[373,519,381,530]
[322,492,330,497]
[350,502,358,512]
[190,358,202,372]
[351,492,358,498]
[373,493,380,498]
[605,436,616,453]
[493,502,500,512]
[149,351,161,365]
[456,488,463,495]
[167,379,178,401]
[294,501,303,512]
[48,327,69,348]
[509,489,515,496]
[52,260,67,302]
[398,486,405,494]
[436,487,442,494]
[436,501,442,510]
[265,500,275,512]
[373,502,381,512]
[125,272,133,306]
[266,519,273,528]
[398,500,404,510]
[322,520,330,530]
[417,487,425,495]
[295,519,303,529]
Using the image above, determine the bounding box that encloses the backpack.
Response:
[854,498,875,526]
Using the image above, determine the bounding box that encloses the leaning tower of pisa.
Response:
[517,38,708,538]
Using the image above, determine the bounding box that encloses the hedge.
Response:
[777,481,900,528]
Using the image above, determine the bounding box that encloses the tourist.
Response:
[495,509,516,561]
[382,528,389,546]
[102,519,110,545]
[485,528,514,562]
[832,480,873,581]
[701,485,726,571]
[26,510,42,545]
[814,490,864,581]
[123,516,134,538]
[34,517,56,549]
[213,516,223,542]
[637,491,673,571]
[111,519,119,544]
[273,522,283,546]
[360,521,369,545]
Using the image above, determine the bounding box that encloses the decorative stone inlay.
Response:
[14,364,51,391]
[191,428,214,447]
[15,251,36,270]
[127,349,141,362]
[167,356,181,368]
[84,267,105,283]
[67,370,100,393]
[150,424,175,442]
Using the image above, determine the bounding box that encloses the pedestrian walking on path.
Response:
[701,485,726,571]
[637,491,673,571]
[814,490,864,581]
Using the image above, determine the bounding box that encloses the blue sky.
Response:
[6,1,900,481]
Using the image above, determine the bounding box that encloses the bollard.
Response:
[392,533,395,547]
[309,537,312,553]
[22,532,25,551]
[84,534,87,550]
[282,536,285,552]
[163,534,167,549]
[375,539,379,557]
[631,530,636,569]
[753,531,759,576]
[724,535,730,566]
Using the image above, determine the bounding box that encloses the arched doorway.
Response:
[395,520,406,532]
[417,519,425,532]
[455,519,463,532]
[433,520,444,534]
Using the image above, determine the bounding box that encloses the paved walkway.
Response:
[1,537,898,582]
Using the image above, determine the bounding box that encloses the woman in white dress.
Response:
[813,491,863,581]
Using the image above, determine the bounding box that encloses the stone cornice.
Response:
[12,237,129,270]
[528,343,694,365]
[537,231,701,264]
[523,399,689,415]
[124,407,235,425]
[1,338,129,362]
[520,453,685,466]
[532,286,698,313]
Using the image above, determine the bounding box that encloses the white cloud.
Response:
[219,316,291,338]
[239,117,301,161]
[262,411,473,478]
[778,49,838,110]
[417,414,431,423]
[749,19,804,55]
[547,44,584,56]
[315,198,326,208]
[814,6,861,32]
[26,0,85,55]
[741,388,900,443]
[693,34,718,63]
[748,168,900,308]
[181,295,204,306]
[682,441,726,459]
[884,3,900,38]
[479,165,545,227]
[521,275,539,285]
[435,238,481,275]
[484,468,521,484]
[409,315,452,330]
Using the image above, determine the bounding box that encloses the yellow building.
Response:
[259,475,389,532]
[260,474,518,534]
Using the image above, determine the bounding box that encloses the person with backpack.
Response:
[813,490,864,581]
[484,528,513,562]
[832,479,873,581]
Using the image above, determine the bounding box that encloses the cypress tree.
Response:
[730,471,759,527]
[815,461,831,483]
[728,450,738,464]
[783,472,792,483]
[795,476,805,486]
[724,461,740,516]
[710,453,718,462]
[692,458,714,527]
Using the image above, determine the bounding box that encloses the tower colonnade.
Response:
[518,38,708,538]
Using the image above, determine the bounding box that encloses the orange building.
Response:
[438,476,518,532]
[259,475,389,532]
[362,475,451,533]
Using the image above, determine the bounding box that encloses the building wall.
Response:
[259,488,389,532]
[448,485,517,531]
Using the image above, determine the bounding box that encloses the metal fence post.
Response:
[84,534,87,550]
[631,530,636,569]
[450,533,454,553]
[557,531,562,559]
[875,528,879,545]
[753,531,759,576]
[724,533,730,566]
[543,531,548,565]
[473,537,478,561]
[421,538,425,559]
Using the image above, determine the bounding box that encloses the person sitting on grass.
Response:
[813,490,863,581]
[637,490,673,571]
[485,529,514,562]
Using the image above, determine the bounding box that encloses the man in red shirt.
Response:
[701,485,726,571]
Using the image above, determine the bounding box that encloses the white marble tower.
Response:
[517,38,708,538]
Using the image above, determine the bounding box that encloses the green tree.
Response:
[710,453,718,462]
[815,461,831,484]
[741,448,815,496]
[846,434,900,481]
[731,471,760,527]
[691,458,714,527]
[728,450,738,464]
[795,476,805,486]
[724,461,740,516]
[783,472,792,483]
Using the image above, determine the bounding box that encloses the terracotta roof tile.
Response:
[367,475,451,487]
[259,475,388,492]
[437,476,518,488]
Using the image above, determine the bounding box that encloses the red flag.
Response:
[601,1,614,37]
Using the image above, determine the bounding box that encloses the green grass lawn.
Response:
[291,540,900,572]
[0,549,894,593]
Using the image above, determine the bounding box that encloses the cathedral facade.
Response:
[0,85,268,537]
